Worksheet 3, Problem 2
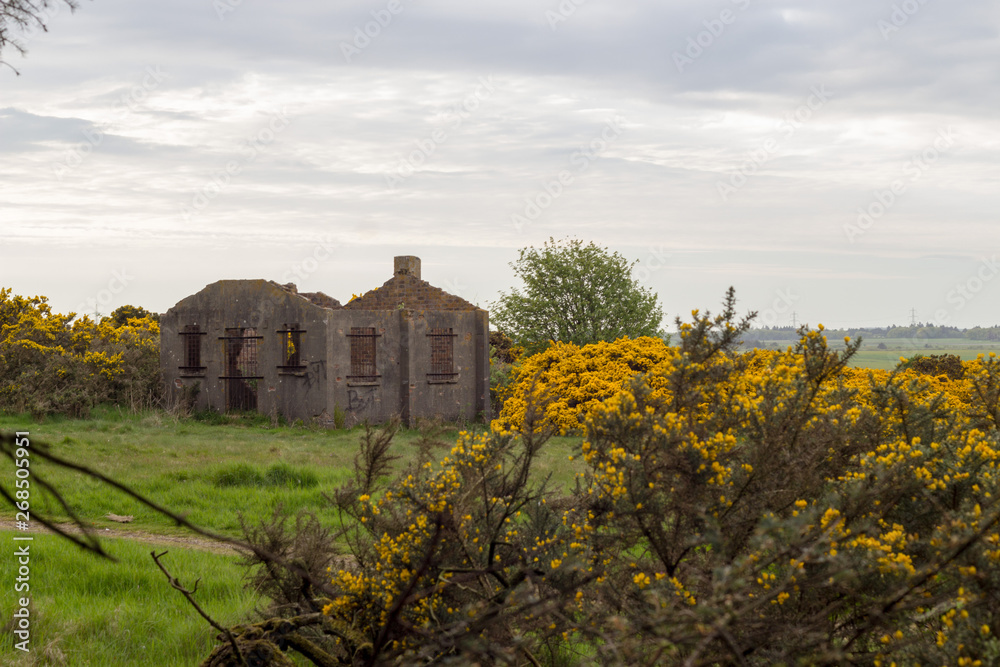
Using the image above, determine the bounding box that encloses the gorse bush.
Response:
[897,352,966,381]
[0,288,161,416]
[493,334,678,435]
[571,311,1000,665]
[495,324,990,437]
[187,290,1000,665]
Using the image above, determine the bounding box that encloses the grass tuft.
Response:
[263,462,319,488]
[212,463,265,488]
[213,462,319,489]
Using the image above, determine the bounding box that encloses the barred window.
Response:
[179,324,206,375]
[277,324,305,370]
[348,327,380,383]
[427,327,458,382]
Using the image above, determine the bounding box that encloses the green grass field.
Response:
[0,409,583,539]
[847,338,1000,371]
[0,530,257,666]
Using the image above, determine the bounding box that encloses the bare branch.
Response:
[151,550,248,667]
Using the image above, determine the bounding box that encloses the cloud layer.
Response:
[1,0,998,327]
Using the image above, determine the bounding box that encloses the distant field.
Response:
[743,337,1000,371]
[846,338,1000,370]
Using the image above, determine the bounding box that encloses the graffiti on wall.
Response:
[304,360,327,391]
[347,386,376,412]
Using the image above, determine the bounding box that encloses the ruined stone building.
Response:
[160,256,490,426]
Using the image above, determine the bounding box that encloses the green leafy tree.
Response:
[491,237,664,352]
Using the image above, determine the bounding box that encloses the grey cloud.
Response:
[0,107,96,151]
[17,0,999,118]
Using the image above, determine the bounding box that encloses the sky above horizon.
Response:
[2,0,998,330]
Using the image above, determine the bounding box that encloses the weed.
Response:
[333,404,346,430]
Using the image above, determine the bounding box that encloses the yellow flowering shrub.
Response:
[493,336,679,434]
[0,288,161,416]
[573,298,1000,665]
[498,332,988,438]
[315,428,593,664]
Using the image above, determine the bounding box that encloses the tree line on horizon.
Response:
[744,323,1000,342]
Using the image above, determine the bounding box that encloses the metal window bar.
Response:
[347,327,380,381]
[179,325,207,371]
[427,328,458,378]
[276,324,306,369]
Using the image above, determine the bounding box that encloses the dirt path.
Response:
[8,519,249,555]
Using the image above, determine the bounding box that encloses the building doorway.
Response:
[222,327,262,411]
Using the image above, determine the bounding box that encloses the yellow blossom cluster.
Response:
[1,288,160,416]
[496,332,996,437]
[493,336,679,434]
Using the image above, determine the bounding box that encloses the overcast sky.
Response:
[2,0,998,330]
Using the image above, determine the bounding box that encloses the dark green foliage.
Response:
[109,304,159,327]
[332,405,346,430]
[489,329,522,417]
[967,326,1000,341]
[491,237,664,353]
[213,463,266,488]
[263,463,319,489]
[192,408,277,428]
[191,408,234,426]
[489,329,519,364]
[897,353,966,380]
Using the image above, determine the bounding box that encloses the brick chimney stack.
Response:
[394,256,421,279]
